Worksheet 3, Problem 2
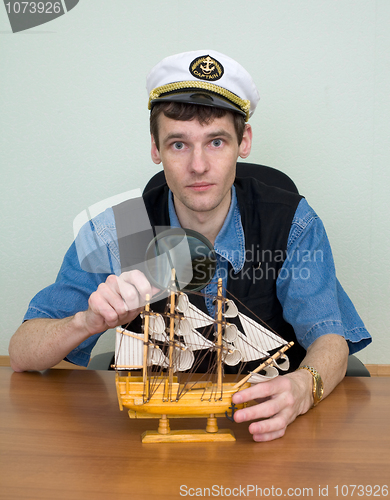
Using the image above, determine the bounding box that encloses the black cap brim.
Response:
[150,91,246,117]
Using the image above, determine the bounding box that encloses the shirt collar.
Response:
[168,185,245,273]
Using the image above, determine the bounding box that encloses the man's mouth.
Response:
[187,182,214,192]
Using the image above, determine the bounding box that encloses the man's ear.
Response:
[151,135,162,164]
[238,124,252,159]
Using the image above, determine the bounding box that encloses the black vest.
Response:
[113,177,306,372]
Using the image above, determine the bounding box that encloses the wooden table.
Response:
[1,367,389,500]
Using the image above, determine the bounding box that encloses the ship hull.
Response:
[116,373,249,417]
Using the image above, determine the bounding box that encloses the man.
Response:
[9,50,371,442]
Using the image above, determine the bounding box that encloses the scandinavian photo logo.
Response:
[3,0,79,33]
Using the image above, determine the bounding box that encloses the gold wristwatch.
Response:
[298,365,324,407]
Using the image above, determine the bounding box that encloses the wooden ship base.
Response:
[142,427,236,444]
[116,373,249,443]
[141,413,236,443]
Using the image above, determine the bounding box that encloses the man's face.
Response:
[151,112,252,221]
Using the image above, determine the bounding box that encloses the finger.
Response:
[233,381,277,405]
[90,297,142,329]
[89,283,129,327]
[104,273,150,312]
[234,397,281,423]
[96,279,128,314]
[233,376,293,405]
[118,282,143,311]
[248,414,288,442]
[254,396,272,404]
[119,270,159,306]
[252,428,287,442]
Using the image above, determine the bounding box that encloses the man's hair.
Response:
[150,101,246,150]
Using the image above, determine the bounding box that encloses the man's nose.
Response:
[189,146,209,174]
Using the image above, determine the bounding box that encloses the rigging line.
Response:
[206,358,222,401]
[148,335,170,386]
[114,329,126,370]
[236,329,271,353]
[149,374,165,401]
[175,347,213,399]
[147,363,167,401]
[181,363,210,389]
[199,350,220,402]
[234,344,253,379]
[175,322,220,398]
[186,285,225,303]
[146,357,160,395]
[222,285,283,338]
[188,337,217,374]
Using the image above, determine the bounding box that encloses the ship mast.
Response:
[216,278,223,397]
[167,271,176,400]
[143,294,151,400]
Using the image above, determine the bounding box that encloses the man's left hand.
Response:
[232,370,313,442]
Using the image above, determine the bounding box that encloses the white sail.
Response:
[182,327,215,351]
[246,365,279,383]
[238,312,287,352]
[147,313,168,342]
[273,354,290,371]
[174,315,214,351]
[233,330,270,362]
[223,323,237,342]
[172,344,194,371]
[115,328,168,369]
[187,303,214,329]
[175,298,287,366]
[148,313,165,334]
[115,328,143,369]
[115,294,290,376]
[149,346,169,368]
[175,317,191,336]
[176,294,214,326]
[115,327,196,372]
[175,297,216,351]
[176,293,189,314]
[221,341,242,366]
[224,300,238,318]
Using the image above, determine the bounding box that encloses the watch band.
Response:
[298,365,324,407]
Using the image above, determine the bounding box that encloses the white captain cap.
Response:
[146,50,260,121]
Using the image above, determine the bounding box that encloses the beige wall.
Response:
[1,0,389,363]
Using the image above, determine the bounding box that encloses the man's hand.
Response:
[231,334,349,442]
[232,370,313,442]
[9,270,160,372]
[85,270,160,335]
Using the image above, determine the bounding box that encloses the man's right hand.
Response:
[9,270,160,372]
[85,270,160,335]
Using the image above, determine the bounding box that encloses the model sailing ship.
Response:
[114,274,293,443]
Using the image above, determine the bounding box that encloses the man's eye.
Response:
[173,142,185,150]
[212,139,223,147]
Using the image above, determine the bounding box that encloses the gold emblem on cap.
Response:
[189,55,224,81]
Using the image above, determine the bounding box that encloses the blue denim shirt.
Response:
[24,187,371,366]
